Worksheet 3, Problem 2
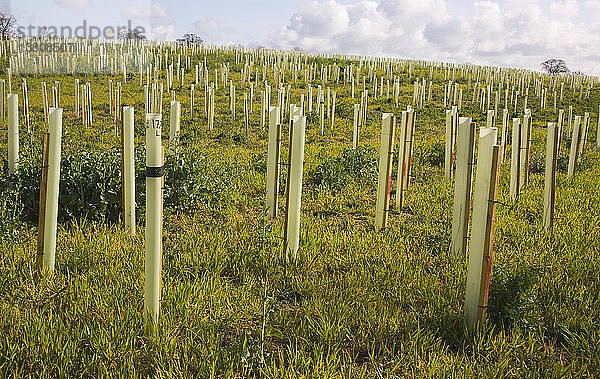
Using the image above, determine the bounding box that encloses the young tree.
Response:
[177,33,203,45]
[119,28,147,41]
[541,59,570,75]
[0,11,17,39]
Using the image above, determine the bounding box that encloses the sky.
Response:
[5,0,600,75]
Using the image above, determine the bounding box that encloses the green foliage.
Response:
[415,140,445,167]
[1,43,600,377]
[308,147,378,191]
[557,154,569,173]
[528,149,546,174]
[0,148,239,224]
[487,264,541,329]
[251,151,267,173]
[161,150,240,214]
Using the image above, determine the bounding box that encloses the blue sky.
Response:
[6,0,600,75]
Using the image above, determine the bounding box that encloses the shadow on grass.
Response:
[487,264,541,330]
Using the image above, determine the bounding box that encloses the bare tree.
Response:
[119,28,147,41]
[177,33,203,45]
[541,59,570,75]
[0,11,17,39]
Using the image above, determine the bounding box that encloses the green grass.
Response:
[1,45,600,377]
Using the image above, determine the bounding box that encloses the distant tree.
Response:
[541,59,569,75]
[177,33,203,45]
[119,28,146,41]
[0,11,17,39]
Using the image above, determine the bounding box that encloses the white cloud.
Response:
[56,0,90,11]
[291,0,350,37]
[149,24,175,41]
[124,4,172,23]
[194,18,219,36]
[150,4,172,24]
[124,4,175,40]
[123,6,148,21]
[192,18,236,43]
[269,0,600,75]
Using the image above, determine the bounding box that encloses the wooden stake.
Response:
[568,105,573,134]
[544,123,559,230]
[557,109,564,151]
[36,133,50,271]
[500,108,509,161]
[330,91,336,130]
[0,80,5,120]
[578,112,589,158]
[464,127,500,330]
[451,117,475,257]
[266,106,281,218]
[486,109,495,128]
[319,95,325,136]
[596,105,600,151]
[519,111,532,190]
[244,93,249,138]
[568,116,581,178]
[21,79,30,133]
[395,108,415,208]
[444,110,454,180]
[190,84,195,121]
[509,118,521,200]
[168,101,181,155]
[353,104,360,149]
[375,113,396,229]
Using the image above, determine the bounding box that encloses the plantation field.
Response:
[1,45,600,377]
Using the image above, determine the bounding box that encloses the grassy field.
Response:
[1,46,600,377]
